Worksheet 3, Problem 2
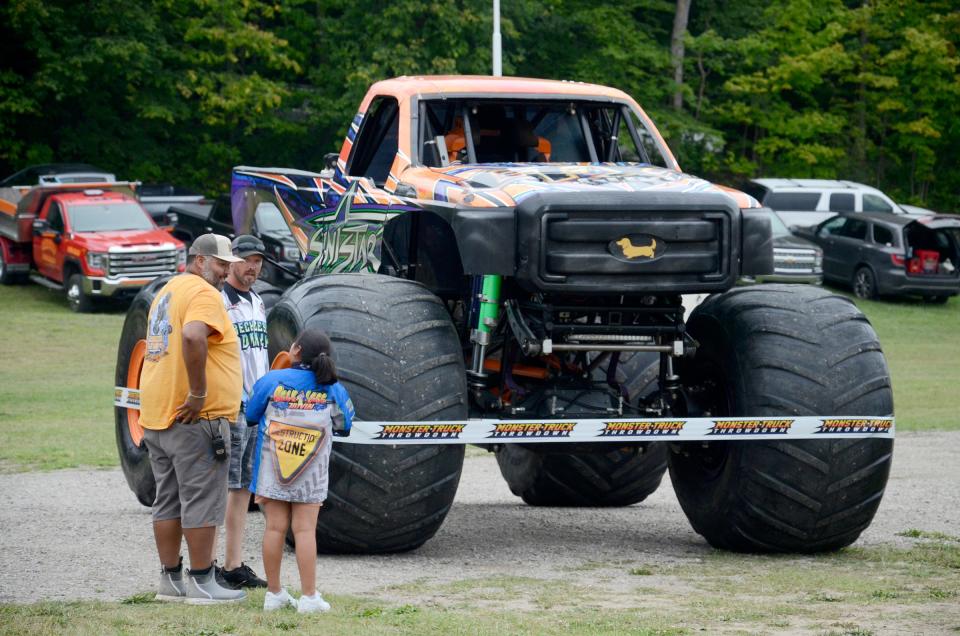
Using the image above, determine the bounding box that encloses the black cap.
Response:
[231,234,266,258]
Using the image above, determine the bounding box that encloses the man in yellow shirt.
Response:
[140,233,247,604]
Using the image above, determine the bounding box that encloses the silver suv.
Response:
[748,178,906,229]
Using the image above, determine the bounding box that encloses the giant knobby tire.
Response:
[495,352,667,506]
[670,284,894,553]
[252,279,282,312]
[267,274,467,553]
[114,276,173,506]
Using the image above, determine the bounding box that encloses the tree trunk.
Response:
[671,0,692,111]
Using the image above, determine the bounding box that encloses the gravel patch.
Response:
[0,431,956,604]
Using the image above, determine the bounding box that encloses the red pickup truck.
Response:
[0,182,186,311]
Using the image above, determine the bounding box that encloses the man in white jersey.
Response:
[217,234,271,589]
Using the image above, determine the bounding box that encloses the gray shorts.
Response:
[228,412,256,490]
[143,417,231,529]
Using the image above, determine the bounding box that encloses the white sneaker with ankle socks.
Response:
[298,591,331,613]
[263,588,298,611]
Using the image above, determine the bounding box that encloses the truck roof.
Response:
[54,189,133,204]
[367,75,633,102]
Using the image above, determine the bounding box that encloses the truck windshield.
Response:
[255,203,290,233]
[419,99,670,168]
[67,202,155,232]
[768,210,792,238]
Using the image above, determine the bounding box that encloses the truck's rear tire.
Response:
[670,285,894,553]
[114,276,173,506]
[496,443,667,506]
[267,274,467,553]
[0,247,24,285]
[495,351,667,506]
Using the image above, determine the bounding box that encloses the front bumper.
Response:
[751,273,823,285]
[81,274,170,298]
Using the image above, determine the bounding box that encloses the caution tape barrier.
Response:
[114,387,894,444]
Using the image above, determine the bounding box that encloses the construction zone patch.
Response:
[374,424,466,440]
[708,419,794,436]
[487,422,576,439]
[268,421,324,484]
[816,418,893,434]
[599,421,685,437]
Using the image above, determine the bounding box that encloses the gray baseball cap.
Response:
[231,234,267,258]
[188,233,243,262]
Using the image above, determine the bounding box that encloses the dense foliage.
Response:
[1,0,957,210]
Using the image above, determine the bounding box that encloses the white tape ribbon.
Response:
[115,386,894,443]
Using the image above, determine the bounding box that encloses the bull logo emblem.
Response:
[615,237,658,259]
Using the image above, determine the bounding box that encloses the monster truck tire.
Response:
[114,276,173,506]
[495,352,667,506]
[669,284,894,553]
[251,279,282,313]
[267,274,467,554]
[496,442,667,506]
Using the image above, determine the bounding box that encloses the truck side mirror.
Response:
[323,152,339,171]
[32,218,48,235]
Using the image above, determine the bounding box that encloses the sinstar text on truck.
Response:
[115,76,894,554]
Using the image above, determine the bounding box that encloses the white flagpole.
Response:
[492,0,502,76]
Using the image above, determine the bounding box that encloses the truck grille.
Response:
[515,192,740,294]
[108,249,178,277]
[773,248,818,274]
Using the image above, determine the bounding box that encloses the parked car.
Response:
[0,163,115,187]
[898,203,943,217]
[137,183,206,230]
[743,210,822,284]
[169,195,301,287]
[747,178,906,229]
[794,212,960,302]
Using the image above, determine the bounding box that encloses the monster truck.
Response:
[115,76,894,554]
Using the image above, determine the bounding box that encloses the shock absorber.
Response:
[466,274,502,398]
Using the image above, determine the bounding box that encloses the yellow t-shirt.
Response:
[139,274,242,430]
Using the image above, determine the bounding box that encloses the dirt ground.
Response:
[1,431,958,631]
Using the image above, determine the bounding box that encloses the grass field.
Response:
[0,282,957,472]
[0,532,957,634]
[0,282,958,633]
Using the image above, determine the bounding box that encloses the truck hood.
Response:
[402,163,758,209]
[73,229,184,252]
[773,233,819,251]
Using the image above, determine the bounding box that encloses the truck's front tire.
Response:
[670,285,894,553]
[65,273,94,312]
[267,274,467,553]
[251,279,282,312]
[114,276,172,506]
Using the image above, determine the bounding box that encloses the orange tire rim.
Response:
[271,350,292,370]
[126,339,146,447]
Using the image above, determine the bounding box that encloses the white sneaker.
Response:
[298,592,331,613]
[263,588,298,611]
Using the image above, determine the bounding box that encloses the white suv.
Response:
[749,178,906,229]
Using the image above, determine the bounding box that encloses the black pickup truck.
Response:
[169,194,301,286]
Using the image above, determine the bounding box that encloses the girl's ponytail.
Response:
[310,351,338,385]
[294,329,338,385]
